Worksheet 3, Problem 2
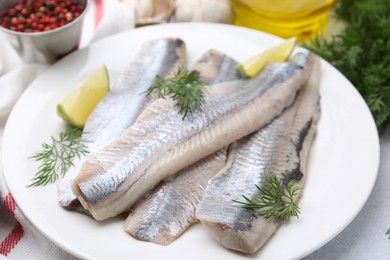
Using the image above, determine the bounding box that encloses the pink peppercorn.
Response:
[0,0,86,33]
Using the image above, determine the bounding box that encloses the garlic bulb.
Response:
[174,0,233,23]
[120,0,174,27]
[120,0,154,19]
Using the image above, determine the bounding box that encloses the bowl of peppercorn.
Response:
[0,0,89,63]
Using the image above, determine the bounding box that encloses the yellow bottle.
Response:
[231,0,338,40]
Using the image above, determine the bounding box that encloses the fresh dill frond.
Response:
[28,127,88,187]
[234,172,301,221]
[147,67,206,120]
[305,0,390,133]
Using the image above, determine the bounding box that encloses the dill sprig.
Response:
[234,172,301,221]
[305,0,390,133]
[147,67,206,119]
[28,127,88,187]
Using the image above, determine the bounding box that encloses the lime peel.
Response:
[237,37,297,78]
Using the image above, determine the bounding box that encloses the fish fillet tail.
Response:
[199,218,278,254]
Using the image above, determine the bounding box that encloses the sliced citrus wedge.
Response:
[237,37,297,78]
[57,65,109,128]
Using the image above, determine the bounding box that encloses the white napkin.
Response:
[0,65,47,122]
[0,34,24,76]
[0,1,134,259]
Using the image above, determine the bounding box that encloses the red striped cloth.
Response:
[0,194,24,256]
[94,0,104,31]
[0,1,135,258]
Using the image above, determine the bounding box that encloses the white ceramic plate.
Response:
[2,23,380,260]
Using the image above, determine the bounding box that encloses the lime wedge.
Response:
[237,37,297,78]
[57,65,109,128]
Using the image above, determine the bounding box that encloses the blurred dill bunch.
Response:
[306,0,390,133]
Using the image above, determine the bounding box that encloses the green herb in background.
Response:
[147,67,206,120]
[306,0,390,133]
[28,127,88,187]
[234,172,301,221]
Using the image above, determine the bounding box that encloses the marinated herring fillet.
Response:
[124,148,228,245]
[191,49,241,84]
[196,53,321,254]
[123,50,240,245]
[57,38,186,209]
[72,52,316,221]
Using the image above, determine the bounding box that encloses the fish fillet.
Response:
[196,53,321,254]
[72,52,316,221]
[123,50,240,245]
[124,148,228,245]
[191,50,241,84]
[57,38,186,209]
